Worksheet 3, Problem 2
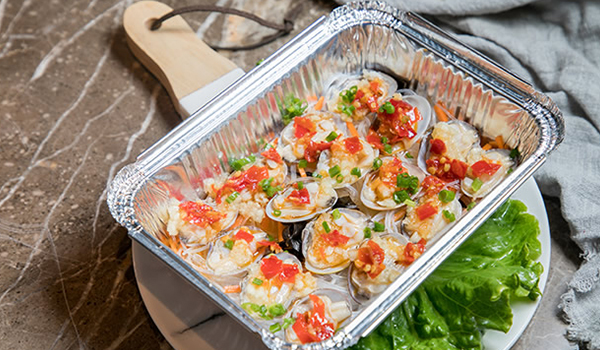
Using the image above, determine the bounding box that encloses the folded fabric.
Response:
[335,0,600,348]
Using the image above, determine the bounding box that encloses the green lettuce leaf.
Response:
[351,200,543,350]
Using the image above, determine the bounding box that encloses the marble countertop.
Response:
[0,0,581,349]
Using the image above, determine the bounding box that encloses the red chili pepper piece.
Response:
[356,240,386,279]
[322,229,350,247]
[430,138,447,155]
[304,140,333,163]
[366,133,384,151]
[404,239,426,264]
[233,229,254,243]
[450,159,468,179]
[260,255,283,279]
[257,240,282,251]
[260,148,283,164]
[343,136,363,154]
[294,116,316,139]
[292,295,336,344]
[288,188,311,205]
[178,201,225,227]
[416,202,439,221]
[421,175,445,195]
[470,160,501,177]
[279,264,299,283]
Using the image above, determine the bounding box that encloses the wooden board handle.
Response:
[124,1,241,117]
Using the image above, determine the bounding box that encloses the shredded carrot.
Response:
[232,214,248,228]
[495,135,505,149]
[224,285,241,293]
[169,235,181,251]
[306,95,318,102]
[482,143,493,151]
[314,96,325,111]
[434,103,449,122]
[299,167,307,177]
[394,208,407,221]
[346,121,359,137]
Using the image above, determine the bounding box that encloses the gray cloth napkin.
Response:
[335,0,600,348]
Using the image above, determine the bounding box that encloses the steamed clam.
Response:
[206,226,274,277]
[314,136,377,188]
[360,156,426,210]
[302,208,369,274]
[283,289,352,344]
[240,252,317,320]
[266,178,337,223]
[461,148,513,199]
[348,234,412,301]
[165,198,237,246]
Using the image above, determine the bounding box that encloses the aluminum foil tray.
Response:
[107,2,564,349]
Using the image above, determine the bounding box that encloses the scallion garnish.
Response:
[252,278,264,286]
[282,317,295,329]
[443,210,456,222]
[297,181,304,190]
[405,153,414,159]
[281,94,307,125]
[396,173,419,194]
[313,173,323,179]
[438,189,455,203]
[471,178,483,192]
[507,168,514,174]
[403,199,416,207]
[298,159,308,168]
[351,167,361,177]
[328,165,341,177]
[269,323,282,333]
[340,86,358,104]
[322,221,331,233]
[363,227,372,239]
[241,302,261,313]
[373,158,383,170]
[378,101,395,114]
[339,103,356,116]
[226,191,239,204]
[384,144,393,154]
[509,148,520,159]
[373,221,385,232]
[325,131,338,142]
[273,209,282,217]
[268,304,286,317]
[336,174,344,183]
[224,239,234,250]
[332,209,341,220]
[381,136,389,144]
[467,202,476,211]
[230,155,256,171]
[393,190,410,204]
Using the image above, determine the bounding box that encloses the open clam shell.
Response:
[302,208,369,274]
[347,235,409,303]
[402,194,463,243]
[461,148,514,199]
[360,157,427,211]
[205,226,269,278]
[240,252,317,319]
[417,120,480,175]
[314,137,378,189]
[266,177,338,223]
[165,198,238,246]
[283,289,353,344]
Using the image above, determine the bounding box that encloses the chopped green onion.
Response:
[224,239,234,250]
[396,173,419,194]
[281,94,308,125]
[384,144,393,154]
[335,174,344,183]
[471,178,483,192]
[405,153,414,159]
[393,190,410,204]
[256,59,264,66]
[507,168,514,174]
[351,167,361,177]
[259,305,273,320]
[332,209,341,220]
[260,177,274,191]
[373,158,383,170]
[268,304,286,317]
[328,165,341,177]
[373,221,385,232]
[378,101,395,114]
[231,155,256,171]
[269,323,282,333]
[265,184,282,198]
[325,131,339,142]
[252,278,264,286]
[363,227,372,239]
[467,202,476,211]
[241,302,261,313]
[443,210,456,222]
[297,181,304,190]
[509,148,520,159]
[272,209,282,217]
[283,317,295,329]
[381,136,389,144]
[226,191,239,204]
[298,159,308,168]
[438,189,456,203]
[339,103,356,116]
[313,173,323,179]
[322,221,331,233]
[403,199,416,207]
[268,235,278,242]
[340,86,358,104]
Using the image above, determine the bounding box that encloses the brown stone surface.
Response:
[0,0,578,349]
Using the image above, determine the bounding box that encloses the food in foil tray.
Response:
[160,70,517,344]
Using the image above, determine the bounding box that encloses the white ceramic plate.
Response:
[133,177,550,350]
